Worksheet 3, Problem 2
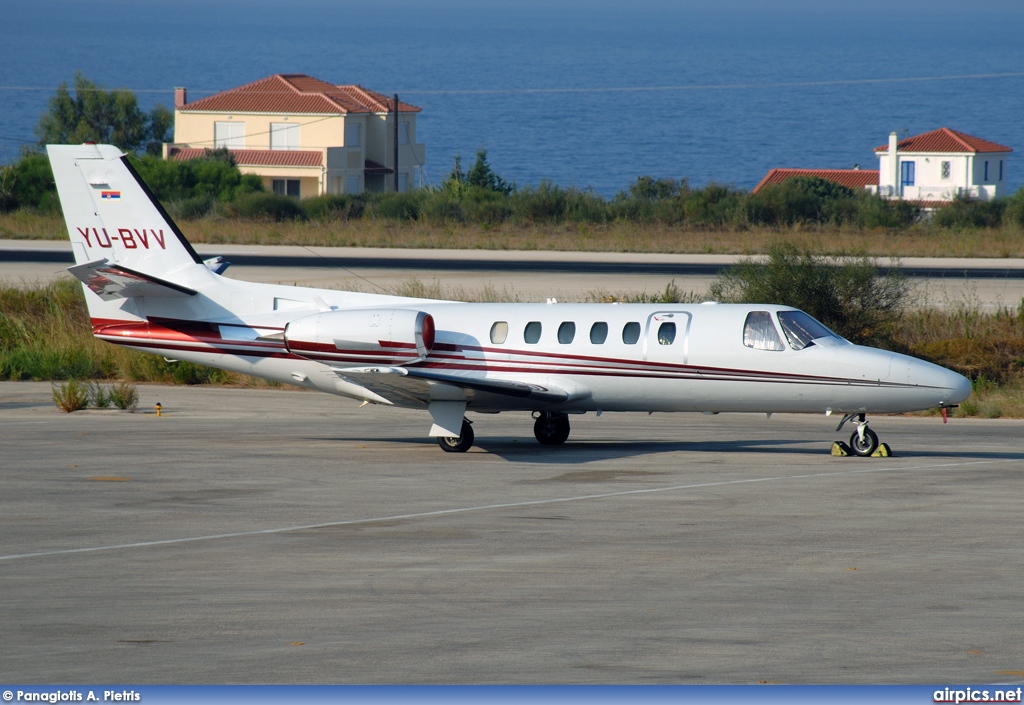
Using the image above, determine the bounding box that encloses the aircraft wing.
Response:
[68,259,197,301]
[335,366,576,406]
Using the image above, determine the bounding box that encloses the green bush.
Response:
[228,192,306,221]
[1004,190,1024,228]
[746,177,858,227]
[933,198,1006,230]
[109,380,139,411]
[302,194,366,221]
[857,196,921,229]
[167,194,213,220]
[52,379,90,412]
[0,153,60,214]
[682,184,745,227]
[367,191,424,221]
[511,182,568,223]
[422,196,466,224]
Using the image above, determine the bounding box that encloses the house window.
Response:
[900,161,915,187]
[272,179,300,198]
[270,122,300,150]
[345,123,361,148]
[344,175,361,194]
[984,161,990,181]
[999,161,1004,181]
[214,121,245,149]
[941,161,951,180]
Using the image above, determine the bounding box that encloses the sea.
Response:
[2,0,1023,197]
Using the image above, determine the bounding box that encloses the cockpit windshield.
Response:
[777,310,841,350]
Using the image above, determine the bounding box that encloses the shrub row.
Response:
[5,147,1024,230]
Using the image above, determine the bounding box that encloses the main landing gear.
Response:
[533,411,571,445]
[835,412,881,457]
[437,418,474,453]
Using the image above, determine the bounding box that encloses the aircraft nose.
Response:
[947,369,973,405]
[909,358,972,405]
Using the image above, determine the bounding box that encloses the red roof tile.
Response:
[169,147,324,168]
[874,127,1012,154]
[752,168,879,194]
[179,74,421,115]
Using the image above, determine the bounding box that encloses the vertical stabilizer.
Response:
[47,144,203,275]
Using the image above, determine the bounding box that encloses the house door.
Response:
[900,161,915,187]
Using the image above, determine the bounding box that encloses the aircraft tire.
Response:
[437,419,474,453]
[849,427,879,457]
[534,412,571,445]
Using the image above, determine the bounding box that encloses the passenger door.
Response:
[644,311,691,365]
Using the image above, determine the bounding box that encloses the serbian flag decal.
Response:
[100,190,121,199]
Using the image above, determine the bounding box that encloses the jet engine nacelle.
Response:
[284,308,435,365]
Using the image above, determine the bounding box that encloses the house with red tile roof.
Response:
[753,128,1012,207]
[753,168,879,195]
[873,128,1012,203]
[163,74,425,197]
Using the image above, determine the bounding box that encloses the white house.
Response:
[164,74,426,198]
[872,127,1012,204]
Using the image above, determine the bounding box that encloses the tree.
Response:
[35,72,172,155]
[441,149,514,197]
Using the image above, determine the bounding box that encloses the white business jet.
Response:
[47,144,971,455]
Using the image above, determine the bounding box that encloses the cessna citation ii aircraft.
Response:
[48,144,972,455]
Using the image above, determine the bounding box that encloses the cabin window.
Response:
[743,311,784,351]
[557,322,576,344]
[524,321,542,344]
[490,321,508,344]
[622,322,641,345]
[657,322,676,345]
[590,322,608,344]
[777,310,838,351]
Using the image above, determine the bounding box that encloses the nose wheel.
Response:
[836,413,881,457]
[849,425,879,457]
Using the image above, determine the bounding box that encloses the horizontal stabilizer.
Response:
[337,366,573,405]
[68,259,197,301]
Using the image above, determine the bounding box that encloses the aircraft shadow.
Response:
[306,435,825,464]
[307,435,1024,465]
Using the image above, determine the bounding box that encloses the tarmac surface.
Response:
[2,381,1024,684]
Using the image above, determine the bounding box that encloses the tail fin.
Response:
[47,144,203,275]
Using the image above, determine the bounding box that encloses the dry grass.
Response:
[5,211,1024,257]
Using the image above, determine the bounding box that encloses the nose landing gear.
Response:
[835,412,884,457]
